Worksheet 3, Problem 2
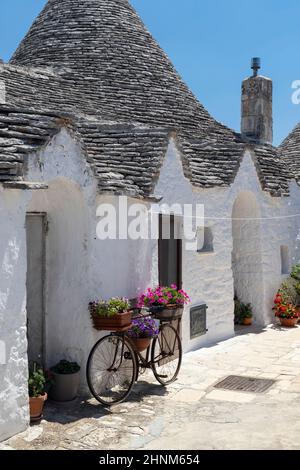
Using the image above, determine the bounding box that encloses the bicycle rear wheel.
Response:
[86,334,137,406]
[151,323,182,385]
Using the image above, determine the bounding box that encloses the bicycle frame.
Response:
[110,317,181,374]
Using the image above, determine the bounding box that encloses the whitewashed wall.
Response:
[0,129,154,440]
[232,191,264,324]
[0,188,31,441]
[1,128,300,441]
[154,139,300,351]
[27,129,154,394]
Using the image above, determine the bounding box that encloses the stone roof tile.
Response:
[279,123,300,184]
[0,0,293,197]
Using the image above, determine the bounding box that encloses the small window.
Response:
[197,227,214,253]
[280,245,290,275]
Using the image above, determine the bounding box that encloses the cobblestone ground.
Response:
[3,324,300,450]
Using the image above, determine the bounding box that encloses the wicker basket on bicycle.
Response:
[150,304,183,321]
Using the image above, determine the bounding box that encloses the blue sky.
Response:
[0,0,299,145]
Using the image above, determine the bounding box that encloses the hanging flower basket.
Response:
[127,317,159,352]
[153,304,184,321]
[89,298,132,331]
[130,337,152,352]
[138,285,189,322]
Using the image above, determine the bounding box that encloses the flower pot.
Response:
[242,317,252,326]
[91,310,132,331]
[131,337,151,352]
[49,371,80,402]
[153,305,183,321]
[29,393,47,421]
[279,317,298,327]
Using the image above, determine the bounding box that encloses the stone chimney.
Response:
[241,58,273,144]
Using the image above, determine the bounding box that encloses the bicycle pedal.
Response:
[157,374,168,378]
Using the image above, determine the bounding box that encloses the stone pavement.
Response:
[3,324,300,450]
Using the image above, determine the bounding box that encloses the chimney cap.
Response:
[251,57,261,77]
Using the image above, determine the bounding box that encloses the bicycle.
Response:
[86,312,182,406]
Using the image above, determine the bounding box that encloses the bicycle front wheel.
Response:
[86,334,137,406]
[151,323,182,385]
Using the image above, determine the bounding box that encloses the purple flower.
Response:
[127,317,160,339]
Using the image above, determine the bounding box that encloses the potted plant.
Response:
[49,360,81,402]
[273,292,298,327]
[127,316,160,352]
[138,285,190,321]
[28,364,47,422]
[289,265,300,319]
[235,299,253,325]
[89,297,132,331]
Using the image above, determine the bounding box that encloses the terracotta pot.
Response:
[49,371,80,402]
[29,393,47,420]
[91,310,132,331]
[242,317,252,326]
[131,337,151,352]
[279,317,298,327]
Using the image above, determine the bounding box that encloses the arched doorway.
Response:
[232,191,264,325]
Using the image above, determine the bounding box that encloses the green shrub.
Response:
[50,360,80,375]
[234,299,253,321]
[279,277,300,305]
[291,264,300,281]
[28,364,46,398]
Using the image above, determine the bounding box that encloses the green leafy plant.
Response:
[291,264,300,281]
[28,364,46,398]
[278,277,299,305]
[50,360,80,375]
[89,297,130,318]
[234,299,253,321]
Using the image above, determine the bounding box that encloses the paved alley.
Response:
[3,324,300,451]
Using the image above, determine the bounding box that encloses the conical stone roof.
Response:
[10,0,222,134]
[280,123,300,183]
[0,0,290,197]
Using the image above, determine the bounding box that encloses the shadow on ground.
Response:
[39,380,168,427]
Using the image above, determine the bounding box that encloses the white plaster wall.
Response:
[27,130,95,383]
[27,129,154,394]
[0,187,31,441]
[232,191,264,324]
[2,126,300,441]
[154,139,300,351]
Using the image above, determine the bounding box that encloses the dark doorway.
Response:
[26,213,47,367]
[158,214,182,288]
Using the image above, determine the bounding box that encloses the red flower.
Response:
[280,305,287,312]
[274,295,282,304]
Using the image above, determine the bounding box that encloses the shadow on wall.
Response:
[28,177,91,378]
[231,191,264,325]
[0,189,30,440]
